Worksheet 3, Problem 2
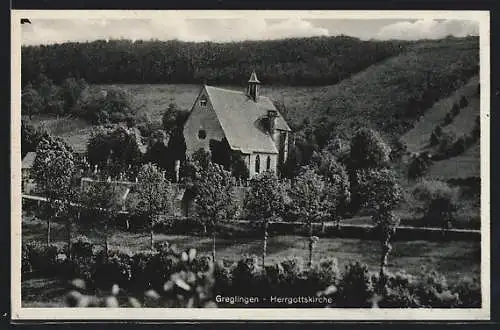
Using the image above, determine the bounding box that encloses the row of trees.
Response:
[22,37,406,86]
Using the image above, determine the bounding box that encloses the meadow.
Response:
[22,216,480,284]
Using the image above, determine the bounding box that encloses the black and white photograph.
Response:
[11,10,490,320]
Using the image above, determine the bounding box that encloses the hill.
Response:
[21,36,408,87]
[401,75,480,153]
[302,37,479,147]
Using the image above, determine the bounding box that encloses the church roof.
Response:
[204,85,291,154]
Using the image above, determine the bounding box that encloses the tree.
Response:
[162,103,189,133]
[244,171,286,268]
[348,128,391,213]
[31,135,77,248]
[21,83,43,119]
[356,168,403,285]
[348,128,391,170]
[407,152,433,181]
[60,77,88,112]
[86,126,143,178]
[438,130,457,155]
[287,168,328,267]
[80,179,123,257]
[310,151,350,231]
[133,163,173,251]
[35,74,64,117]
[21,121,49,158]
[231,152,250,181]
[75,86,137,124]
[412,180,458,229]
[193,162,237,261]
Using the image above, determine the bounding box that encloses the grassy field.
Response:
[401,75,480,153]
[23,217,480,283]
[427,143,481,181]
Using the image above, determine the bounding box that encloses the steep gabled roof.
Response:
[204,85,291,154]
[22,152,36,169]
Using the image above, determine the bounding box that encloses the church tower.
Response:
[247,71,260,102]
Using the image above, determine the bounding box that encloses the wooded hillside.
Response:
[21,36,408,86]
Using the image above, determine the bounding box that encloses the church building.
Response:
[183,71,291,178]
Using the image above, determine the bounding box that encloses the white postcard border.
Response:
[10,9,491,321]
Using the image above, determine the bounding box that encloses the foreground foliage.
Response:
[22,240,481,308]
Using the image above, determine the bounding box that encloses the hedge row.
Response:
[22,239,481,308]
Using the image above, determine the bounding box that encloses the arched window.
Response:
[266,156,271,171]
[198,129,206,140]
[255,155,260,173]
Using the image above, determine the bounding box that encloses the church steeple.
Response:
[247,71,260,101]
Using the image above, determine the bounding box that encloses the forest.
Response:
[21,36,409,86]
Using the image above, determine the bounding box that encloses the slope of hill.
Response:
[303,37,479,146]
[426,142,480,180]
[401,75,480,153]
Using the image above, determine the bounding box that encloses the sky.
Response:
[21,16,480,45]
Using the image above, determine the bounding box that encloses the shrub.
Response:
[378,271,420,307]
[443,112,454,125]
[65,248,217,308]
[109,111,127,123]
[452,276,481,308]
[413,269,460,307]
[92,251,133,289]
[408,152,433,180]
[71,235,94,260]
[412,180,459,228]
[22,241,60,276]
[230,255,265,298]
[336,262,373,307]
[471,116,480,141]
[451,102,460,116]
[438,130,457,154]
[459,95,469,108]
[129,251,157,291]
[305,257,340,297]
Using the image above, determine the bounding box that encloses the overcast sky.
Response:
[21,17,479,45]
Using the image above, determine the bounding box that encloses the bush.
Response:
[378,271,420,307]
[71,235,94,260]
[109,111,127,123]
[438,130,457,154]
[412,180,459,228]
[452,276,481,308]
[451,102,460,116]
[459,95,469,108]
[92,251,133,289]
[22,241,60,276]
[413,269,460,307]
[336,262,373,307]
[305,257,340,297]
[230,255,265,298]
[443,112,454,125]
[408,152,433,180]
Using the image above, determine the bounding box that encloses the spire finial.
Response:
[247,71,260,101]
